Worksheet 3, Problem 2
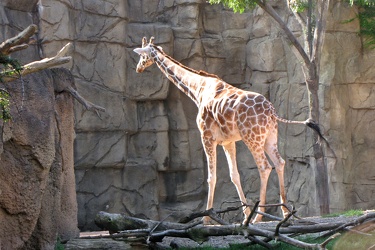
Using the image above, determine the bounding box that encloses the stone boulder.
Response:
[0,69,79,249]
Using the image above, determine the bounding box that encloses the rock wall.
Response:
[2,0,375,233]
[42,0,375,230]
[0,2,79,249]
[322,2,375,213]
[0,69,80,249]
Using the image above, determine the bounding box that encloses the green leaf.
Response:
[208,0,257,13]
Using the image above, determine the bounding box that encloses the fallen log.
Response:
[95,211,201,234]
[94,211,323,249]
[94,210,375,249]
[95,211,375,235]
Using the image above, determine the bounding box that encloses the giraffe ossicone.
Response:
[133,36,323,224]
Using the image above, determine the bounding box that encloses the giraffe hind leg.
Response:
[265,126,289,218]
[242,136,272,223]
[251,150,272,223]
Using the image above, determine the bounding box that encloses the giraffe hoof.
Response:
[251,215,263,224]
[202,216,215,225]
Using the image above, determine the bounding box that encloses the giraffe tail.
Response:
[274,114,337,159]
[304,118,328,144]
[274,115,328,145]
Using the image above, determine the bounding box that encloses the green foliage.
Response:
[358,4,375,48]
[348,0,375,48]
[323,209,364,218]
[333,226,375,250]
[0,89,10,122]
[208,0,257,13]
[0,55,22,80]
[349,0,375,6]
[289,0,310,13]
[0,55,22,122]
[55,236,65,250]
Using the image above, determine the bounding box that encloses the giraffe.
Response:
[133,37,324,224]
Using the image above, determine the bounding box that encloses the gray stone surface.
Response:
[58,0,375,229]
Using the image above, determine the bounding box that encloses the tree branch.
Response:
[65,86,105,115]
[312,0,330,71]
[1,43,72,83]
[255,0,311,66]
[316,211,375,239]
[178,206,241,224]
[0,24,37,56]
[0,25,106,115]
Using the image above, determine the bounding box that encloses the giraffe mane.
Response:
[151,44,222,81]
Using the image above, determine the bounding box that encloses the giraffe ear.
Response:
[133,47,148,55]
[142,37,147,47]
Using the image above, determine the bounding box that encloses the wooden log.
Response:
[95,211,195,233]
[94,211,375,249]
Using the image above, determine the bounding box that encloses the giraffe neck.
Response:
[150,46,212,106]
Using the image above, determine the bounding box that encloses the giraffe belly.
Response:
[199,101,243,145]
[212,123,242,145]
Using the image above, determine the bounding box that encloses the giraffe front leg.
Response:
[203,165,217,225]
[202,139,218,225]
[222,142,251,223]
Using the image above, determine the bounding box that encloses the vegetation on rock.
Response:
[0,55,22,121]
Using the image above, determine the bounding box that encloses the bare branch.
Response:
[320,232,341,248]
[255,0,311,66]
[8,44,29,54]
[243,200,259,227]
[178,206,241,224]
[0,24,37,55]
[0,26,105,117]
[312,0,330,66]
[65,86,105,115]
[246,235,273,249]
[56,42,74,58]
[275,210,296,236]
[316,211,375,239]
[1,43,73,83]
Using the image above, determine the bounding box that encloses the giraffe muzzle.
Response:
[136,66,144,73]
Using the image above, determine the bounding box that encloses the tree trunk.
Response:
[257,0,331,216]
[304,61,330,215]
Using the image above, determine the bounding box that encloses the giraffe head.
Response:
[133,37,155,73]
